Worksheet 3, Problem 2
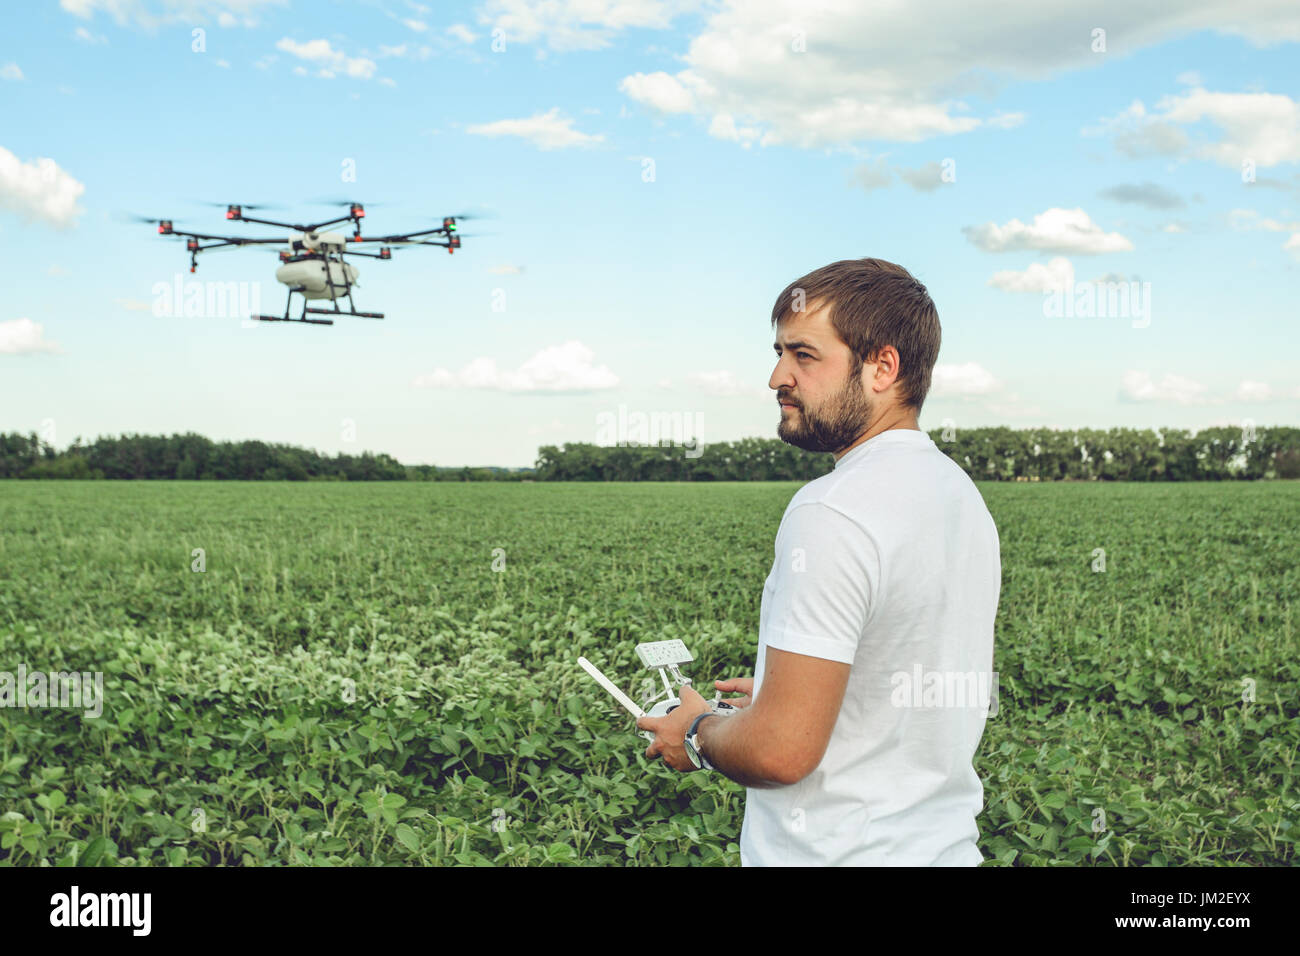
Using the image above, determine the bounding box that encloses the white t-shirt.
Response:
[738,427,1001,866]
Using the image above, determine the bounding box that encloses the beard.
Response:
[777,362,873,454]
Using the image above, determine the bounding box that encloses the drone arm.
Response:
[164,229,286,246]
[234,214,314,232]
[362,226,450,243]
[387,239,458,255]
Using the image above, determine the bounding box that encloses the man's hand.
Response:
[637,683,711,772]
[714,676,754,708]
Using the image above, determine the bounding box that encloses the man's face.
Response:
[769,300,874,455]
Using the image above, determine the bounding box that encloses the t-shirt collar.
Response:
[833,427,932,469]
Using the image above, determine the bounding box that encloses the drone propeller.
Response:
[310,198,387,208]
[440,209,496,221]
[387,230,490,242]
[195,201,283,210]
[117,211,184,235]
[118,212,175,224]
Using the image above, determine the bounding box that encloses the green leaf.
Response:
[81,837,114,867]
[394,824,421,853]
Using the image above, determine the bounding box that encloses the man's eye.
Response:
[797,352,812,359]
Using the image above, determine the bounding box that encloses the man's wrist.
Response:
[686,712,719,771]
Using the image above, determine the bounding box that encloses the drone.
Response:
[136,202,470,326]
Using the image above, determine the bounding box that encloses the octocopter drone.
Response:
[135,202,475,326]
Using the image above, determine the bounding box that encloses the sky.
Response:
[1,0,1298,468]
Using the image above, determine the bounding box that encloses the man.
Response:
[638,257,1002,866]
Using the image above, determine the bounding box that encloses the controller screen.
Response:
[636,640,693,668]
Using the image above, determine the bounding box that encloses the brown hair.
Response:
[770,258,941,412]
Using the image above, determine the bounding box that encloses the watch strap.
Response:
[686,712,715,770]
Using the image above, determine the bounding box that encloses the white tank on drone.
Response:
[276,232,358,301]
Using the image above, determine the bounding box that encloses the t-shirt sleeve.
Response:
[762,501,880,665]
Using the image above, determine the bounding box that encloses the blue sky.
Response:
[2,0,1298,467]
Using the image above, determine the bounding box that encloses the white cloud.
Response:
[930,362,1001,398]
[1230,212,1300,259]
[964,207,1134,255]
[403,18,428,32]
[986,112,1026,130]
[378,44,407,57]
[113,297,153,312]
[1120,370,1214,405]
[1098,181,1185,209]
[275,38,377,80]
[1092,87,1300,167]
[988,257,1074,293]
[0,147,86,228]
[487,264,524,274]
[1,63,22,80]
[853,159,892,193]
[59,0,281,29]
[897,161,948,192]
[1163,222,1186,233]
[215,58,230,68]
[619,71,696,113]
[446,23,477,44]
[466,108,604,150]
[1229,208,1300,232]
[1086,99,1191,156]
[708,113,761,146]
[0,318,59,355]
[851,159,955,194]
[612,1,1300,149]
[413,340,619,392]
[684,369,766,398]
[482,0,684,52]
[1235,380,1279,401]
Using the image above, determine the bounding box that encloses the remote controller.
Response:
[578,640,738,743]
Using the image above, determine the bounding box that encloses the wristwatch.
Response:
[684,713,715,771]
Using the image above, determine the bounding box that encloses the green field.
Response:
[1,480,1296,866]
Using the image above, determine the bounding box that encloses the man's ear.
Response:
[867,345,900,393]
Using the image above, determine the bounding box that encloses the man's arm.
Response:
[641,502,871,780]
[699,647,850,787]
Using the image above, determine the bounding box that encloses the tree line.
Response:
[1,426,1296,481]
[0,433,528,481]
[537,426,1300,481]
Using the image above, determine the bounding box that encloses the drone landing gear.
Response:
[249,280,384,326]
[311,260,383,319]
[251,286,334,325]
[305,307,384,320]
[254,313,334,326]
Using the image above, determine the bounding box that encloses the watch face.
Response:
[684,738,702,769]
